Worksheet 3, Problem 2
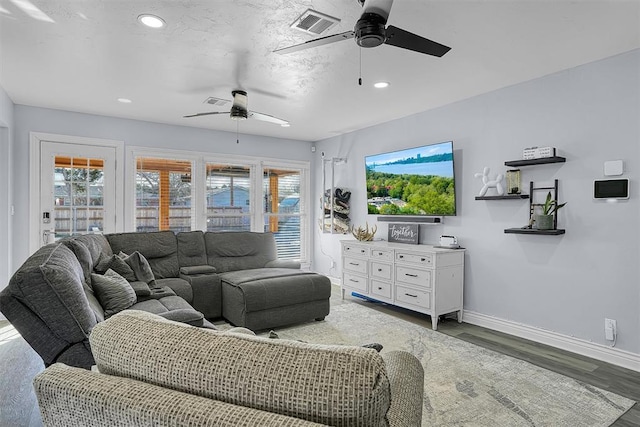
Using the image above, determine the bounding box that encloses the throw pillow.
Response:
[91,269,137,318]
[95,254,137,281]
[119,251,156,287]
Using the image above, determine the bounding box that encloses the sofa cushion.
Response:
[61,239,93,286]
[107,231,179,278]
[219,268,331,312]
[91,311,391,427]
[130,296,203,326]
[71,234,113,269]
[177,231,208,267]
[91,269,137,318]
[204,232,277,273]
[155,278,193,303]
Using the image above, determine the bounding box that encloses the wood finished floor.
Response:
[3,294,640,426]
[335,290,640,426]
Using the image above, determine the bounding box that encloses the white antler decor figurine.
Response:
[475,167,505,197]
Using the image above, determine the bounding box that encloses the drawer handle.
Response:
[405,273,418,278]
[421,258,426,261]
[399,255,404,258]
[360,250,366,253]
[349,278,360,283]
[405,293,418,298]
[377,268,382,272]
[346,247,350,250]
[378,252,383,255]
[349,262,360,266]
[378,287,383,290]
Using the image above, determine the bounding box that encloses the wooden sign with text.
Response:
[388,224,419,244]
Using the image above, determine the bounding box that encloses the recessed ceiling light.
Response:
[374,82,389,89]
[137,14,165,28]
[281,123,291,128]
[117,98,132,104]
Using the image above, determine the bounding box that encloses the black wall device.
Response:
[593,178,629,200]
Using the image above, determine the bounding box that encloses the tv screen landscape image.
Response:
[365,141,456,216]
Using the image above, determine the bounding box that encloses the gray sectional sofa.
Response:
[0,231,331,369]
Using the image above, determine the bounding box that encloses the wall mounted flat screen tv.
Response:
[365,141,456,216]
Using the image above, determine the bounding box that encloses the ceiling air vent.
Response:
[290,9,340,35]
[203,97,230,107]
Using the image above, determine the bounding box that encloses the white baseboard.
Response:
[463,311,640,372]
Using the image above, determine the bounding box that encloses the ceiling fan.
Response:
[183,90,289,127]
[274,0,451,58]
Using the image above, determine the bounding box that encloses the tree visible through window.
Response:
[135,157,192,232]
[54,156,105,237]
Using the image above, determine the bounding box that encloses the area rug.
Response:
[258,302,634,427]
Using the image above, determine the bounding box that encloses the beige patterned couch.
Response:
[33,310,424,426]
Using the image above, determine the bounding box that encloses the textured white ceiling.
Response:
[1,0,639,142]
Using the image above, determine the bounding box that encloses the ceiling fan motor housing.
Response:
[355,13,387,48]
[230,90,249,120]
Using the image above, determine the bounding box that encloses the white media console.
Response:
[340,240,465,330]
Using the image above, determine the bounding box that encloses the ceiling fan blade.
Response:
[183,111,230,118]
[274,31,355,55]
[248,111,289,126]
[384,25,451,57]
[362,0,394,21]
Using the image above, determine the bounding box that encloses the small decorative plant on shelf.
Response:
[534,192,567,230]
[351,222,377,241]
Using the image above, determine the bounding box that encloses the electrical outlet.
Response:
[605,318,617,341]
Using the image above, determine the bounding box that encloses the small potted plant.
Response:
[535,192,567,230]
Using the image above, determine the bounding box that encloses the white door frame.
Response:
[29,132,125,254]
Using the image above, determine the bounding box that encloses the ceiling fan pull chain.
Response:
[358,48,363,86]
[236,120,239,144]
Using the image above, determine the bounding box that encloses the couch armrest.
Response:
[381,350,424,427]
[265,259,301,269]
[155,309,204,327]
[35,364,324,427]
[179,265,216,275]
[136,286,176,302]
[179,273,222,319]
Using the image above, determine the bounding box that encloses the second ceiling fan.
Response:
[274,0,451,58]
[184,90,289,127]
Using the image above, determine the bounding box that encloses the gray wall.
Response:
[313,49,640,354]
[11,106,314,269]
[0,86,14,305]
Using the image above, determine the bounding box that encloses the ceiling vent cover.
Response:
[290,9,340,35]
[203,97,230,107]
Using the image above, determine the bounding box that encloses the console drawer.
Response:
[370,262,392,280]
[343,244,369,258]
[343,257,367,275]
[396,285,430,309]
[395,252,432,266]
[395,265,431,288]
[343,272,367,292]
[371,279,392,299]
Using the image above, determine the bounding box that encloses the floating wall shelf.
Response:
[475,194,529,200]
[504,156,566,167]
[504,228,566,235]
